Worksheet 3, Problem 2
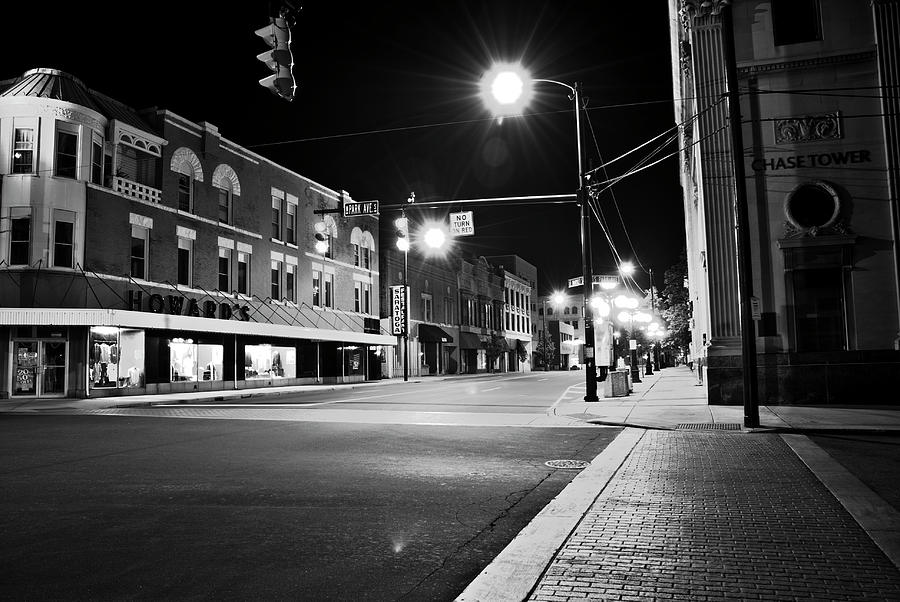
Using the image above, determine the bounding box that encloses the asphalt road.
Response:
[0,373,620,601]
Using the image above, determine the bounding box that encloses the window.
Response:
[353,243,361,267]
[363,283,371,314]
[272,198,282,240]
[572,320,579,330]
[286,264,296,303]
[312,270,322,306]
[444,297,454,324]
[773,0,821,46]
[177,174,192,212]
[422,293,433,322]
[362,245,370,269]
[354,282,372,313]
[271,259,282,300]
[286,203,296,244]
[218,248,231,292]
[324,273,334,308]
[354,282,362,312]
[12,128,34,174]
[218,187,232,224]
[55,128,78,179]
[131,225,149,279]
[9,213,31,265]
[177,237,192,286]
[53,212,75,268]
[237,251,250,295]
[91,140,103,185]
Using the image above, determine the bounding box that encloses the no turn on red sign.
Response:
[449,211,475,236]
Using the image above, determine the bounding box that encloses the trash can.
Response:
[604,369,629,397]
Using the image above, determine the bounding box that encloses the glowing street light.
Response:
[481,62,598,401]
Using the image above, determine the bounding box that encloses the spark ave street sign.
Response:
[342,200,379,217]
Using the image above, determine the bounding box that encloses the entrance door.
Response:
[11,340,66,397]
[13,341,38,396]
[41,341,67,396]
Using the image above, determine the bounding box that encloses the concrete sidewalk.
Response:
[459,367,900,601]
[555,365,900,433]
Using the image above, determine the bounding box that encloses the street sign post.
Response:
[342,200,379,217]
[449,211,475,236]
[567,274,618,289]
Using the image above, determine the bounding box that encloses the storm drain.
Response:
[545,459,591,470]
[676,423,743,431]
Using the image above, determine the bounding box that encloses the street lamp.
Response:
[615,294,645,384]
[395,214,410,382]
[481,63,599,401]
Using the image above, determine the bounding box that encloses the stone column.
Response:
[681,0,744,403]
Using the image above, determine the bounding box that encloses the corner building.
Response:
[0,68,393,400]
[669,1,900,404]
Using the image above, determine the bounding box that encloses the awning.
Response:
[516,340,528,354]
[496,338,510,351]
[458,331,483,349]
[418,323,453,343]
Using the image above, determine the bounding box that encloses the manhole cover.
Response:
[545,459,590,470]
[676,423,742,431]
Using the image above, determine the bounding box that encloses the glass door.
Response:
[11,340,66,397]
[13,341,38,396]
[41,341,67,396]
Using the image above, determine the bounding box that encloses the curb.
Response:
[455,428,645,602]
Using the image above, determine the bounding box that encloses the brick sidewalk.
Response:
[528,430,900,601]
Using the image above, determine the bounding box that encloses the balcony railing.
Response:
[114,176,161,203]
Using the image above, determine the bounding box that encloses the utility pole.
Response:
[723,6,760,427]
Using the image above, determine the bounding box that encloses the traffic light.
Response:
[395,216,410,252]
[255,16,296,102]
[314,221,329,254]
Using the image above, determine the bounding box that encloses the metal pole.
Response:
[723,6,759,427]
[403,244,409,382]
[575,82,599,402]
[630,313,641,383]
[542,298,548,371]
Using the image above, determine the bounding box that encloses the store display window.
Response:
[342,345,365,377]
[90,327,145,389]
[244,344,296,380]
[169,339,224,382]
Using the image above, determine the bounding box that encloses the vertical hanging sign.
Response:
[390,285,407,335]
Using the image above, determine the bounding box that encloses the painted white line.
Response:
[548,381,587,415]
[482,387,501,392]
[456,428,645,602]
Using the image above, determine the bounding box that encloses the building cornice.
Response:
[738,49,876,77]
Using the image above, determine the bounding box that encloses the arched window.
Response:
[212,164,241,225]
[350,227,374,269]
[170,148,203,213]
[564,306,570,314]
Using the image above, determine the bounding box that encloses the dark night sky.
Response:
[3,1,684,293]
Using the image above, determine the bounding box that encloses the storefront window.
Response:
[90,327,145,389]
[198,344,224,381]
[342,345,365,376]
[170,339,197,382]
[169,339,223,383]
[244,344,296,380]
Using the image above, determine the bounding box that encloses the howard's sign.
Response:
[126,290,251,321]
[751,149,872,172]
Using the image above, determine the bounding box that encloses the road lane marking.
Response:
[482,387,501,392]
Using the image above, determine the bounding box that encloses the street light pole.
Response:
[573,82,599,402]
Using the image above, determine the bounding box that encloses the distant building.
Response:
[0,68,394,400]
[669,1,900,403]
[483,255,536,372]
[378,239,537,376]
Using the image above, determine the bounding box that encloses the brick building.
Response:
[0,68,393,400]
